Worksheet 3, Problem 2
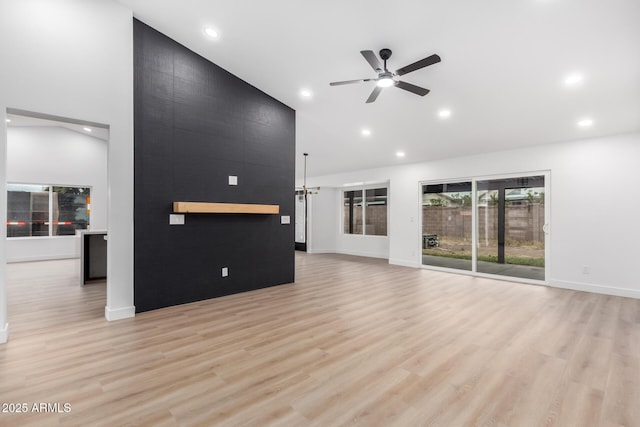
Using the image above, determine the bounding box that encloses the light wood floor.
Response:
[1,253,639,426]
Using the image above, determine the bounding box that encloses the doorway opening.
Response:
[3,108,110,334]
[295,189,307,251]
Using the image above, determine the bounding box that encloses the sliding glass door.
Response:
[477,175,545,280]
[422,182,473,271]
[422,174,547,282]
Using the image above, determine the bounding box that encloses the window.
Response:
[343,190,363,234]
[7,184,90,238]
[343,187,387,236]
[365,188,387,236]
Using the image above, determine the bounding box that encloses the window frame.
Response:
[342,184,389,237]
[6,182,92,239]
[418,170,550,285]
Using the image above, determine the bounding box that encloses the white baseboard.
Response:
[306,252,640,301]
[337,250,389,260]
[105,305,135,321]
[7,254,78,263]
[305,248,389,260]
[551,279,640,299]
[389,258,421,268]
[306,248,336,254]
[0,323,8,344]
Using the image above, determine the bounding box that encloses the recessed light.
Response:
[564,73,583,86]
[438,109,452,119]
[204,27,219,39]
[300,89,312,98]
[361,129,371,136]
[577,118,593,128]
[396,151,405,158]
[83,127,92,132]
[5,118,11,123]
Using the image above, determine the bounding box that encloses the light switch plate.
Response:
[222,267,229,277]
[281,215,290,224]
[169,214,185,225]
[228,176,238,186]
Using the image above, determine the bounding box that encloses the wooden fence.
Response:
[422,204,544,243]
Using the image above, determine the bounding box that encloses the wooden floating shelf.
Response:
[173,202,280,215]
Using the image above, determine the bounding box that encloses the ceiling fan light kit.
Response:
[376,75,394,88]
[330,48,441,103]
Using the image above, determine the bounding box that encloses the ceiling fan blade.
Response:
[361,50,383,72]
[395,80,430,96]
[329,78,372,86]
[395,54,441,76]
[366,86,383,103]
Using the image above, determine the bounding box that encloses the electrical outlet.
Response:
[169,214,185,225]
[222,267,229,277]
[228,176,238,186]
[582,265,590,275]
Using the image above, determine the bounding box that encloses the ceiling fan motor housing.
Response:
[379,48,392,61]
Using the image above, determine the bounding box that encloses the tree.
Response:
[429,198,447,207]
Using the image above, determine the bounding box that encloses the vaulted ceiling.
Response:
[117,0,640,179]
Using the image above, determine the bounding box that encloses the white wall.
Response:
[336,233,389,259]
[6,126,108,262]
[307,133,640,299]
[307,188,337,253]
[307,187,390,259]
[0,0,135,342]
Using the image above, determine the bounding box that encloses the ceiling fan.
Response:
[330,48,441,103]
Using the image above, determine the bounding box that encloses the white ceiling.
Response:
[117,0,640,179]
[6,113,110,141]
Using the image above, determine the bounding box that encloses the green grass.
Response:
[422,251,471,261]
[422,251,545,267]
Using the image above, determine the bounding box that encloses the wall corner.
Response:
[105,305,135,321]
[0,323,8,344]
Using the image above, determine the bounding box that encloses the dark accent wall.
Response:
[133,20,295,313]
